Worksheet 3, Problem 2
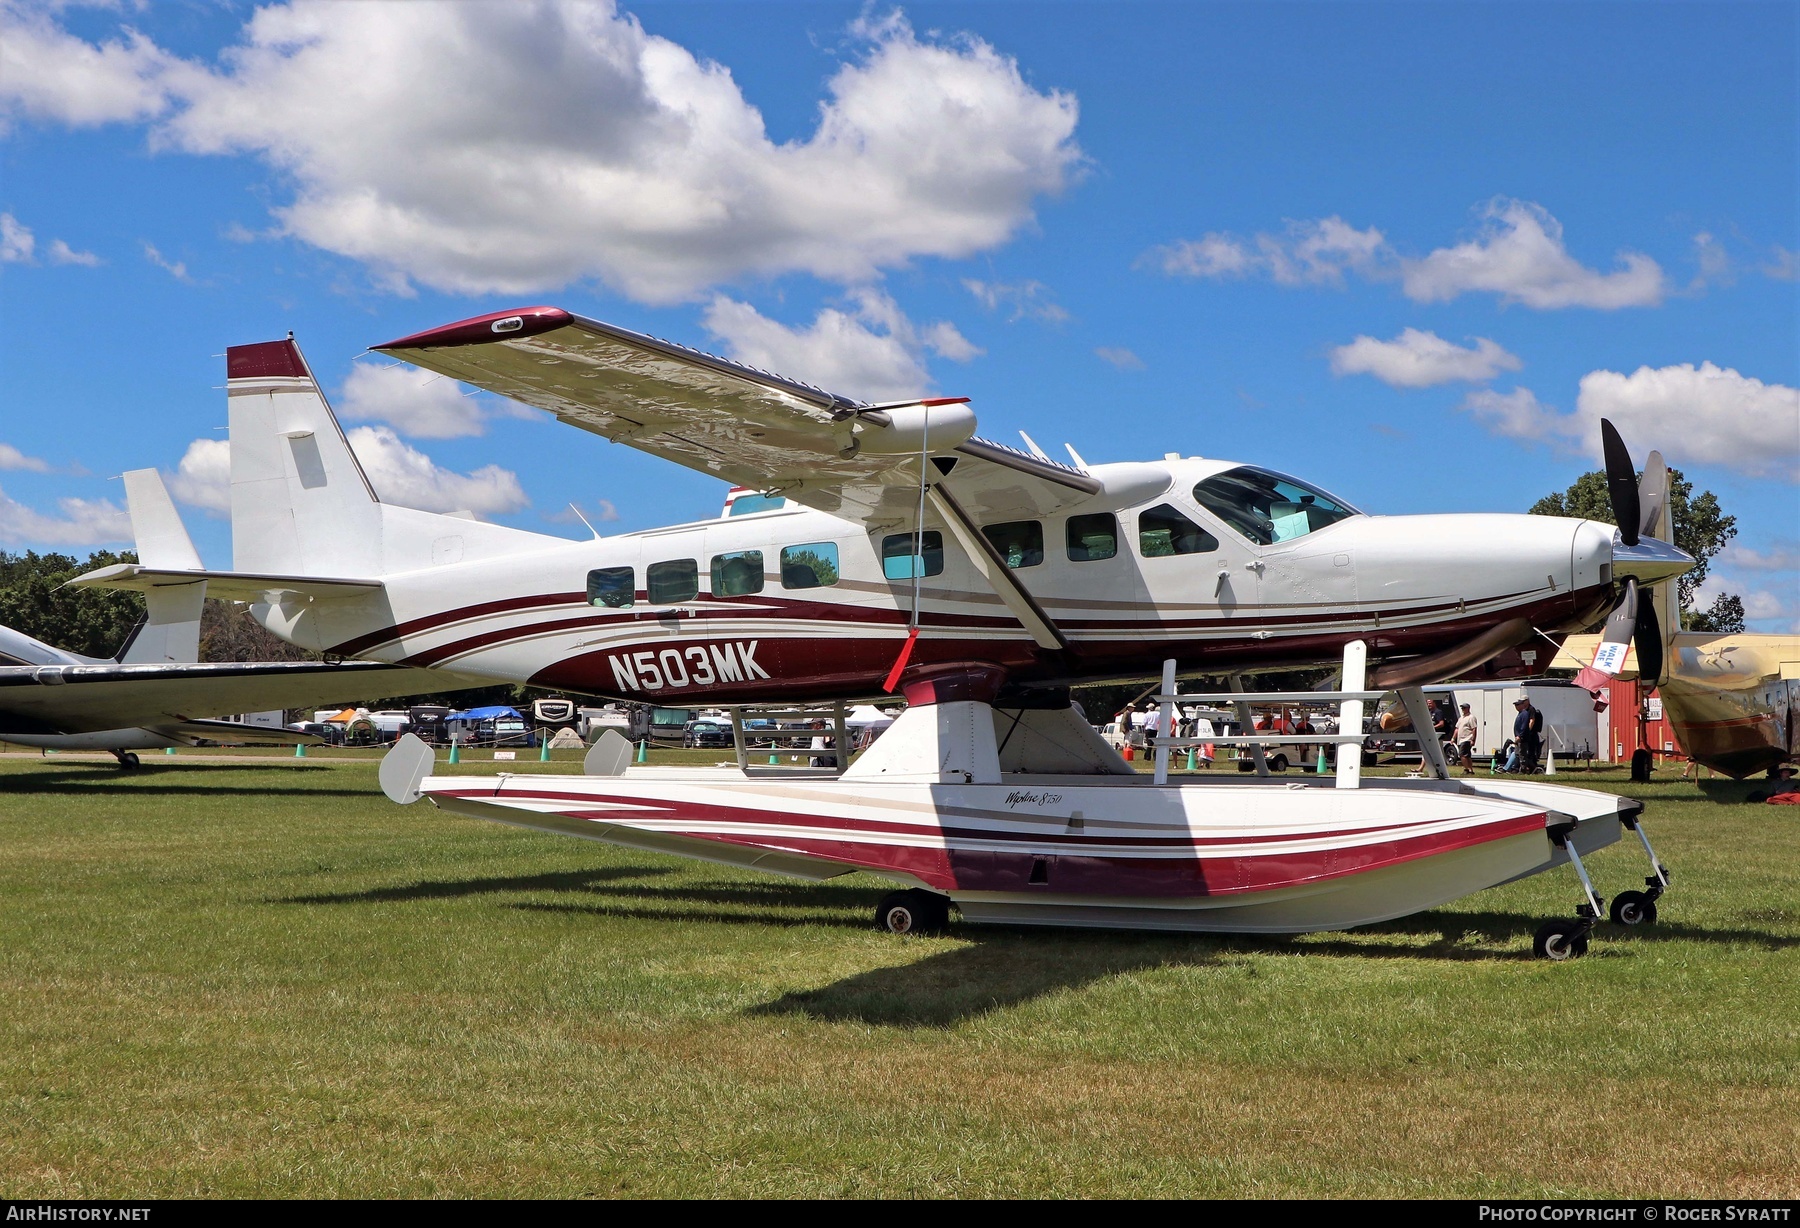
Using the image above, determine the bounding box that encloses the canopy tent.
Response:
[446,705,523,722]
[845,705,899,730]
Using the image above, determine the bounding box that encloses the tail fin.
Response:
[226,336,557,579]
[228,337,383,576]
[116,469,204,664]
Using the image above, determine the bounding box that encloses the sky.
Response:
[1,0,1795,630]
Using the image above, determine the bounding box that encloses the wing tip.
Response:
[376,306,572,351]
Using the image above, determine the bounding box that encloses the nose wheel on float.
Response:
[1534,804,1672,959]
[1608,808,1671,926]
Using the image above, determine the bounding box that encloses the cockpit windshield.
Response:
[1191,466,1360,545]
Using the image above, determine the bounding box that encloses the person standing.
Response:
[1454,703,1479,775]
[1514,696,1545,774]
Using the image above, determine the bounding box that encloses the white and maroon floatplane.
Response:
[382,647,1671,960]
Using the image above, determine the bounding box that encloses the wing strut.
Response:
[926,484,1069,652]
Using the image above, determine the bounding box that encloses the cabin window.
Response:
[1192,466,1359,545]
[1066,513,1119,562]
[646,558,699,604]
[1139,504,1218,557]
[881,531,944,580]
[586,567,635,609]
[982,520,1044,569]
[780,542,840,589]
[709,550,764,597]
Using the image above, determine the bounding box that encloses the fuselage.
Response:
[255,455,1648,703]
[1657,634,1800,777]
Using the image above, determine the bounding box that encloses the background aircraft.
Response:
[74,311,1691,706]
[3,470,478,767]
[1556,630,1799,779]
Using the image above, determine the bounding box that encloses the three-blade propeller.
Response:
[1594,419,1672,686]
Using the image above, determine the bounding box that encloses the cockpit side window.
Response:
[1138,504,1217,557]
[1191,466,1360,546]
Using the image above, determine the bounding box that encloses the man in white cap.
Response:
[1453,703,1479,775]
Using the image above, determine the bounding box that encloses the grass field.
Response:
[1,753,1795,1198]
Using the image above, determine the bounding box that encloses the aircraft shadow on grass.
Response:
[276,865,672,905]
[272,869,1799,1028]
[0,763,375,799]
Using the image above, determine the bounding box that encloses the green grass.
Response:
[0,757,1795,1197]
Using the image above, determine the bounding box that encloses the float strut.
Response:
[1620,808,1671,899]
[1550,824,1605,927]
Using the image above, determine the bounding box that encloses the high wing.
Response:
[0,661,464,736]
[374,306,1102,529]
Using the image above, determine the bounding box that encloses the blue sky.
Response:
[2,0,1795,628]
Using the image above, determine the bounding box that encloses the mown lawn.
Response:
[0,757,1794,1197]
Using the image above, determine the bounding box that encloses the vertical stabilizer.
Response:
[117,469,204,664]
[227,337,382,577]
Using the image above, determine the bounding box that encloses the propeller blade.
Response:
[1634,597,1664,688]
[1600,418,1641,547]
[1572,578,1638,695]
[1600,576,1639,644]
[1637,449,1669,542]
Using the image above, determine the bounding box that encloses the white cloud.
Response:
[10,3,1069,303]
[1690,231,1732,289]
[1574,363,1799,482]
[1459,386,1564,443]
[1,213,102,268]
[339,362,487,439]
[1148,201,1666,311]
[1330,328,1521,388]
[1145,216,1388,287]
[963,278,1069,323]
[1717,540,1800,574]
[165,437,231,513]
[1094,346,1144,371]
[1400,199,1665,309]
[1,212,34,262]
[0,442,51,473]
[345,427,527,516]
[140,241,191,282]
[1455,364,1799,482]
[0,2,194,131]
[1764,245,1798,282]
[46,237,100,266]
[0,483,130,547]
[164,431,527,517]
[702,289,980,402]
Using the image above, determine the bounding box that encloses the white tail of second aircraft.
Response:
[225,338,555,580]
[117,469,204,665]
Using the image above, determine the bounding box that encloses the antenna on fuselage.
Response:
[1064,443,1090,473]
[567,503,601,540]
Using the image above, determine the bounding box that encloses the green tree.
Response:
[1528,467,1738,628]
[0,550,144,658]
[1689,592,1746,634]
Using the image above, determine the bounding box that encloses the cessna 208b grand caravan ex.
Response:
[75,308,1694,954]
[78,306,1690,704]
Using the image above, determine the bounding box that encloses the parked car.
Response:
[682,719,733,748]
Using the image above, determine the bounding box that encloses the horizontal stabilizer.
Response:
[159,718,323,746]
[66,564,383,603]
